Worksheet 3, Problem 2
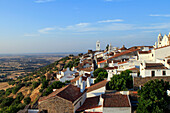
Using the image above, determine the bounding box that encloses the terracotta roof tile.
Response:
[86,80,108,92]
[104,67,118,70]
[39,84,86,103]
[119,45,127,50]
[145,63,168,69]
[76,96,101,111]
[154,45,170,50]
[138,50,151,54]
[78,67,93,72]
[108,49,139,60]
[97,60,107,64]
[102,94,130,107]
[129,67,139,71]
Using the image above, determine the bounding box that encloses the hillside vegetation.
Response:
[0,55,80,113]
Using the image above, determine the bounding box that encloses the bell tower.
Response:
[96,40,101,51]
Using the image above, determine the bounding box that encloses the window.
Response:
[163,71,166,75]
[80,102,82,106]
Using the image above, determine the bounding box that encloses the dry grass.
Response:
[30,84,42,102]
[0,82,13,90]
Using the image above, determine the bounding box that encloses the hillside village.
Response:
[1,32,170,113]
[20,32,170,113]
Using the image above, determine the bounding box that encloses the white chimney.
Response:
[79,76,82,85]
[80,81,85,93]
[120,91,129,95]
[142,60,146,68]
[99,95,104,105]
[76,80,79,87]
[87,77,91,87]
[53,89,57,92]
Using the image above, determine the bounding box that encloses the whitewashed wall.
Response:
[103,107,131,113]
[141,69,170,78]
[73,92,87,113]
[87,86,106,98]
[153,46,170,61]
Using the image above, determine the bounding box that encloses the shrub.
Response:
[108,70,133,91]
[93,68,107,77]
[24,97,31,105]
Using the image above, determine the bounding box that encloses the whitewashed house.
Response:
[57,67,77,82]
[140,61,170,78]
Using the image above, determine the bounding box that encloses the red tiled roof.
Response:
[76,96,101,111]
[104,67,118,70]
[138,50,151,54]
[154,45,170,50]
[97,60,107,64]
[78,67,93,72]
[145,63,168,69]
[102,94,130,107]
[129,67,139,71]
[108,60,121,63]
[39,84,86,103]
[119,45,127,50]
[86,80,108,92]
[129,46,153,50]
[106,52,114,56]
[108,49,139,60]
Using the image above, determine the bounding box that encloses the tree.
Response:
[24,97,31,105]
[137,79,170,113]
[108,70,133,91]
[94,73,104,84]
[0,97,14,108]
[93,68,107,78]
[42,81,65,96]
[32,81,40,89]
[41,80,49,89]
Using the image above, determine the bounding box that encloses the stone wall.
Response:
[38,96,74,113]
[133,76,170,88]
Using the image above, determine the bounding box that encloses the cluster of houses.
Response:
[23,33,170,113]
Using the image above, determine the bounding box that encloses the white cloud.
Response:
[35,0,55,3]
[75,23,90,27]
[58,23,90,31]
[38,27,56,34]
[149,14,170,17]
[98,19,124,23]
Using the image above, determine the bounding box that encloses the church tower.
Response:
[96,40,101,51]
[157,33,163,47]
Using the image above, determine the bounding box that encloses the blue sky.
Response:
[1,0,170,54]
